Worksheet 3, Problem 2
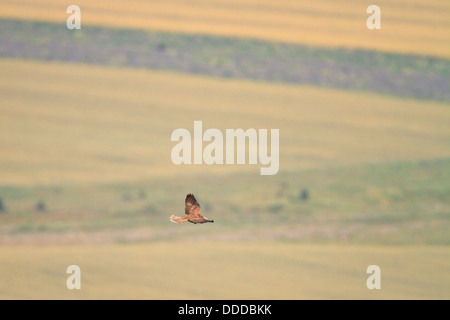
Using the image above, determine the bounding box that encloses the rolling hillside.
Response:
[0,0,449,57]
[1,59,449,185]
[1,19,448,100]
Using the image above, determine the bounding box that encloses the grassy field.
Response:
[1,59,449,185]
[0,158,448,245]
[0,60,447,298]
[0,243,448,299]
[0,0,448,58]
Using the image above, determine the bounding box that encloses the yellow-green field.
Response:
[0,0,448,58]
[0,57,449,299]
[0,243,448,299]
[1,59,449,185]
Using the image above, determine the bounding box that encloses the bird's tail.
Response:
[170,215,188,224]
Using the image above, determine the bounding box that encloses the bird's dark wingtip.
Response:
[185,193,195,201]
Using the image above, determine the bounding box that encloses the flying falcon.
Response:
[170,194,214,224]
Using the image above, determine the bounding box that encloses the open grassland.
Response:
[1,59,449,185]
[0,158,448,245]
[1,59,448,245]
[0,0,448,58]
[1,1,449,301]
[0,243,448,299]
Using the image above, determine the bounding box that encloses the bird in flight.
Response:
[170,194,214,224]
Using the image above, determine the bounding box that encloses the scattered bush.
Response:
[299,189,310,201]
[35,200,46,212]
[157,42,167,52]
[0,197,4,213]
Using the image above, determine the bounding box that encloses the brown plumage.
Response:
[170,194,214,224]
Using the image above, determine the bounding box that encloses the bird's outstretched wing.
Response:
[188,214,213,224]
[185,193,201,215]
[170,215,189,224]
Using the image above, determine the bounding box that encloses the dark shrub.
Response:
[299,189,310,201]
[157,42,167,52]
[36,200,46,212]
